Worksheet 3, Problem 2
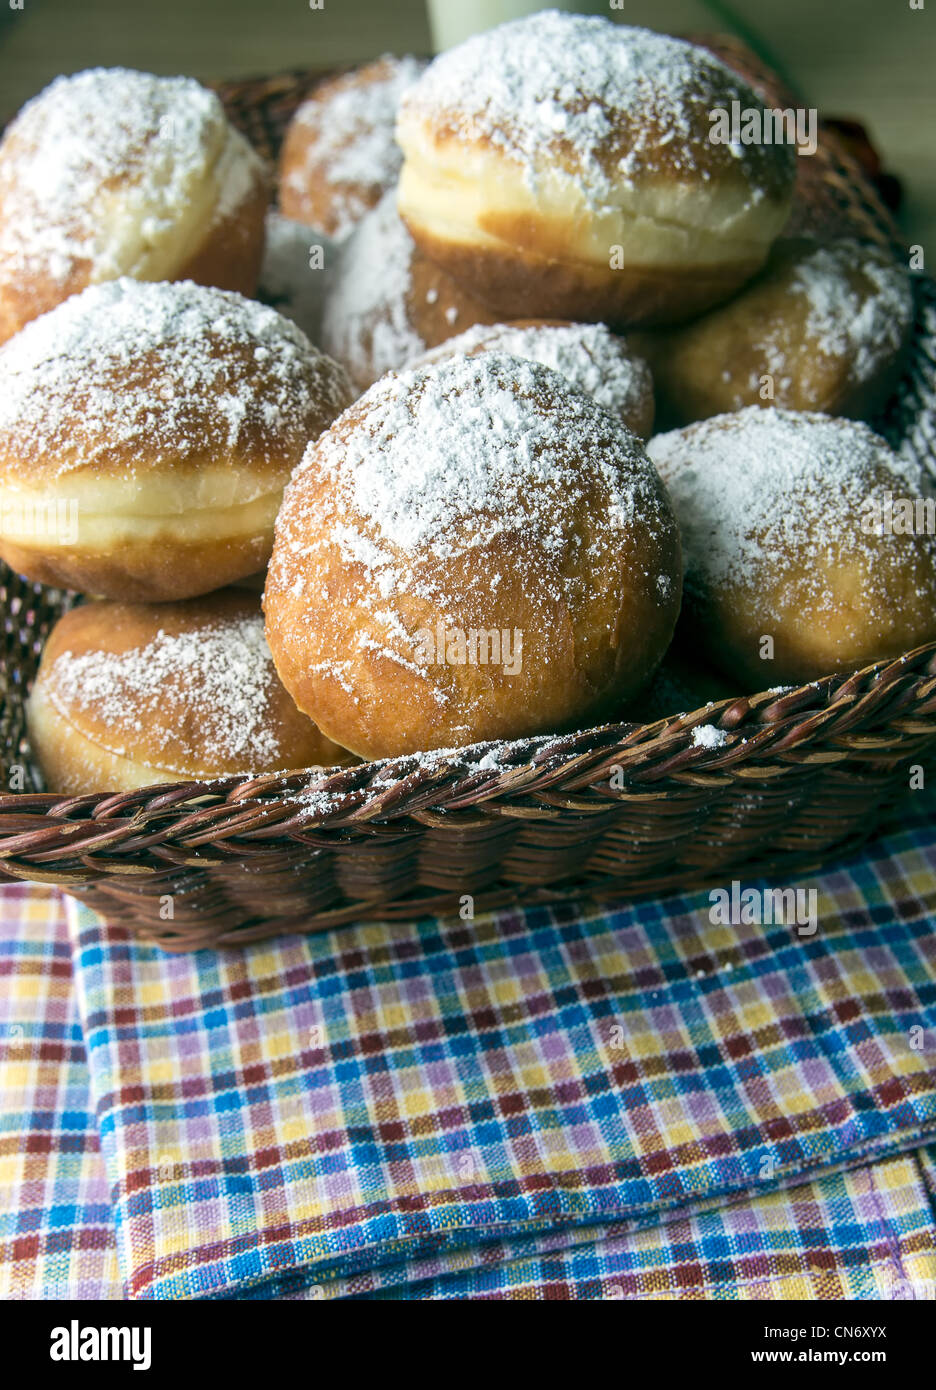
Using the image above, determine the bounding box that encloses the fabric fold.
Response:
[62,798,936,1300]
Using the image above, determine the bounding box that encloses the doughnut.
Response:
[0,68,269,344]
[638,238,914,427]
[320,190,499,389]
[27,590,352,795]
[647,408,936,688]
[0,277,354,601]
[279,55,426,240]
[409,319,655,438]
[257,210,336,345]
[264,353,682,760]
[396,13,796,326]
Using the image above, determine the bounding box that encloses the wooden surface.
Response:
[0,0,933,245]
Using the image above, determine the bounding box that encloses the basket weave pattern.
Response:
[1,40,934,950]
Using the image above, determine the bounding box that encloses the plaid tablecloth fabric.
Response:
[0,884,121,1300]
[2,800,936,1300]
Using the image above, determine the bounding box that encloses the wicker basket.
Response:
[1,39,935,951]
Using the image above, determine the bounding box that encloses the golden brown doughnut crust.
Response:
[396,14,795,327]
[0,532,275,606]
[636,239,915,428]
[0,68,270,344]
[28,590,353,795]
[0,278,354,601]
[278,56,425,239]
[264,353,682,760]
[404,245,501,360]
[399,224,768,328]
[174,172,269,299]
[648,409,936,688]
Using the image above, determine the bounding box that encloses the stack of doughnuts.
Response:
[395,12,796,324]
[2,11,932,799]
[0,277,353,600]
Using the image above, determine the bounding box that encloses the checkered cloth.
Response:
[0,884,121,1300]
[2,800,936,1300]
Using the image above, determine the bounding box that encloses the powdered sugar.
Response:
[788,241,913,386]
[258,211,335,343]
[400,11,790,201]
[747,241,914,395]
[286,56,425,240]
[0,277,351,471]
[293,734,560,819]
[47,614,281,769]
[320,189,425,385]
[305,353,657,563]
[272,352,674,685]
[411,320,652,428]
[0,67,263,285]
[648,407,927,613]
[691,723,729,749]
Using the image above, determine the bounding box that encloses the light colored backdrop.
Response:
[0,0,932,244]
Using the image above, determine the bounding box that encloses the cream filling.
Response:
[88,126,261,284]
[397,137,791,271]
[0,477,282,550]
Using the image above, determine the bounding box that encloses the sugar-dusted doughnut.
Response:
[647,408,936,687]
[27,590,352,794]
[257,210,336,345]
[409,319,655,437]
[639,238,914,426]
[279,55,426,240]
[396,13,796,325]
[0,68,269,343]
[320,190,498,389]
[264,353,682,760]
[0,278,354,601]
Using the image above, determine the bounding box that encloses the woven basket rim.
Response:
[3,640,934,838]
